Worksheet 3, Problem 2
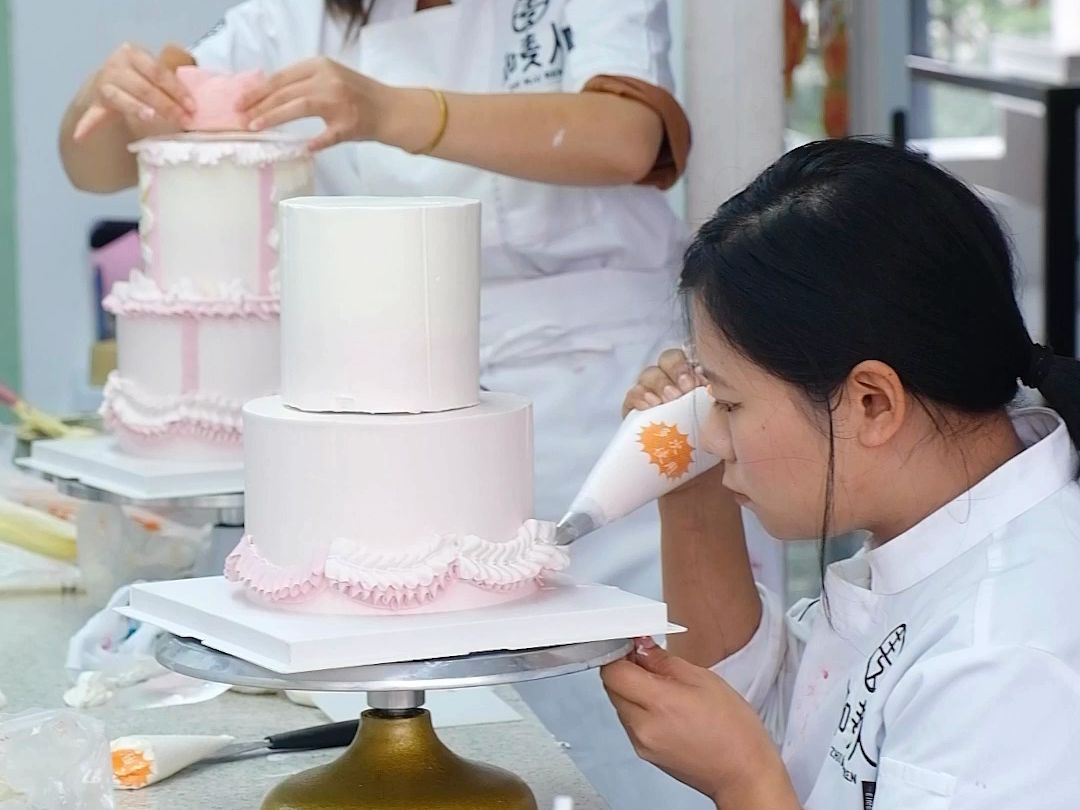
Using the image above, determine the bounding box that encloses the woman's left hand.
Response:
[601,637,801,809]
[238,57,391,151]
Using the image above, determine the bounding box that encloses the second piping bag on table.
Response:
[555,388,720,546]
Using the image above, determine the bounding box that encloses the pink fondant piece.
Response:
[177,66,264,132]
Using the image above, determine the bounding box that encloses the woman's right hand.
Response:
[622,348,702,417]
[73,43,195,142]
[625,348,727,501]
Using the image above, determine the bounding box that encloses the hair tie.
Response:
[1020,343,1055,389]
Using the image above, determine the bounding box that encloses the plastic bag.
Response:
[0,709,114,809]
[64,586,230,711]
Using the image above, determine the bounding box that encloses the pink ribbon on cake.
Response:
[258,164,275,297]
[180,318,199,394]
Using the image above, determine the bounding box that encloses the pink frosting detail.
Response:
[327,575,452,610]
[224,540,327,601]
[258,164,275,297]
[104,415,243,448]
[224,529,562,610]
[470,579,535,594]
[177,66,264,132]
[180,318,199,395]
[100,373,243,443]
[225,535,453,610]
[104,271,280,319]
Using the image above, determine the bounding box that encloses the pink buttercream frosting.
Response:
[224,520,570,611]
[177,66,263,132]
[100,373,243,443]
[104,271,280,319]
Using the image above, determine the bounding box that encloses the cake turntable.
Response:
[157,633,632,809]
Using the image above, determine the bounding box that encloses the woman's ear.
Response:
[841,360,908,449]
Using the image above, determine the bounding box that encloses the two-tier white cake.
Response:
[101,134,314,460]
[225,197,569,614]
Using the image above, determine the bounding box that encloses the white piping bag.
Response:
[555,387,720,545]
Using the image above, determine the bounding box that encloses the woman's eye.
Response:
[714,401,738,414]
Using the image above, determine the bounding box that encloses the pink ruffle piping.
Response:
[103,290,280,320]
[100,393,242,445]
[224,533,554,610]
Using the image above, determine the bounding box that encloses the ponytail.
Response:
[1024,342,1080,468]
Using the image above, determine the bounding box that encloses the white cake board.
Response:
[120,575,681,674]
[16,436,243,500]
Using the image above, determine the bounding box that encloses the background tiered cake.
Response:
[101,134,314,461]
[225,197,569,614]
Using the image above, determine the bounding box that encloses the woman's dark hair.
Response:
[680,138,1080,564]
[326,0,378,38]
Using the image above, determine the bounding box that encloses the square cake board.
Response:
[16,436,244,500]
[119,574,683,674]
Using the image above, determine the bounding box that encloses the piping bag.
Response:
[0,383,95,440]
[555,387,720,546]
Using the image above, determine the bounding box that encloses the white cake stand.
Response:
[156,633,631,810]
[19,437,247,577]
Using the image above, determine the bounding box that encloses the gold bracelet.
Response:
[410,88,448,156]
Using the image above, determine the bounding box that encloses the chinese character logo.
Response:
[512,0,551,32]
[865,625,906,693]
[638,422,695,480]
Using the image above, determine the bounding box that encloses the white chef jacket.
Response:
[190,0,687,288]
[192,5,708,809]
[716,407,1080,809]
[190,0,688,584]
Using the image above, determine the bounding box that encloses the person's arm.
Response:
[238,58,666,186]
[384,86,666,186]
[659,468,762,667]
[59,43,194,193]
[623,349,762,668]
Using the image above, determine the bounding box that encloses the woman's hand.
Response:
[73,43,195,142]
[239,57,398,152]
[622,348,703,417]
[601,638,800,809]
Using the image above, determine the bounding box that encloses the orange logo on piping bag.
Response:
[638,422,694,480]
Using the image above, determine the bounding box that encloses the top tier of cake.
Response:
[128,133,313,304]
[279,197,481,415]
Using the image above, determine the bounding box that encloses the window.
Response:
[912,0,1052,137]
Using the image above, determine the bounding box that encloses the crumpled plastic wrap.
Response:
[64,586,231,711]
[0,709,114,809]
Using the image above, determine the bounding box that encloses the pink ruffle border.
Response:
[224,534,546,611]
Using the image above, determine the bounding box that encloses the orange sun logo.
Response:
[638,422,695,480]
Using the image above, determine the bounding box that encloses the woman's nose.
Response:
[700,407,734,463]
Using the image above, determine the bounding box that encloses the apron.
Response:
[323,0,684,589]
[313,6,707,807]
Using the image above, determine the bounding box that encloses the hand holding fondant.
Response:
[601,638,800,809]
[175,66,264,132]
[74,43,196,142]
[238,57,393,152]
